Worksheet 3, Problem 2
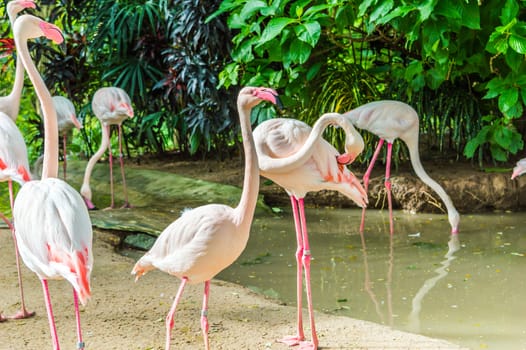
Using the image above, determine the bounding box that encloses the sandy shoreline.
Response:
[0,227,468,349]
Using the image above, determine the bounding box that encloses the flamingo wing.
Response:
[13,178,93,303]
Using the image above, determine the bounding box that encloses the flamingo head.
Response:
[7,0,36,22]
[238,86,283,110]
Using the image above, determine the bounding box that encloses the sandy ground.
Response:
[0,227,468,350]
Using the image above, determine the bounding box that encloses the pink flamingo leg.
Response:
[107,125,115,209]
[165,277,188,350]
[201,281,211,350]
[360,139,385,233]
[62,134,67,180]
[42,280,60,350]
[73,289,85,349]
[7,180,34,320]
[385,142,394,234]
[117,125,131,208]
[279,196,305,346]
[297,198,318,349]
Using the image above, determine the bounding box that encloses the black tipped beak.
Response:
[274,94,284,110]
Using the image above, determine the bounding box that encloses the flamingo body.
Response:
[255,116,366,203]
[0,112,30,183]
[134,204,248,284]
[13,177,93,304]
[54,95,82,133]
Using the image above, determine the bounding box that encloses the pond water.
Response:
[214,208,526,350]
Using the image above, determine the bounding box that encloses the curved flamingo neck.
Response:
[15,26,59,179]
[259,113,352,174]
[235,100,259,228]
[404,136,460,233]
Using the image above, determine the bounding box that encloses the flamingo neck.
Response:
[15,33,58,179]
[235,102,259,228]
[259,113,348,174]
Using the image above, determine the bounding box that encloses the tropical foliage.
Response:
[1,0,525,167]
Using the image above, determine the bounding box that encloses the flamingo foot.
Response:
[82,197,97,210]
[121,202,132,209]
[0,313,7,322]
[9,308,35,319]
[298,340,317,350]
[278,335,303,347]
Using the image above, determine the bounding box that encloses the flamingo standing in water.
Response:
[253,113,367,349]
[0,0,37,322]
[0,0,36,121]
[34,96,83,179]
[511,158,526,179]
[132,86,280,350]
[343,100,460,235]
[12,14,93,350]
[80,86,133,209]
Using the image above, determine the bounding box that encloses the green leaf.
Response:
[370,0,394,22]
[258,17,296,45]
[501,0,519,25]
[498,87,519,112]
[509,33,526,53]
[505,50,524,72]
[460,0,481,30]
[295,21,321,47]
[286,39,312,64]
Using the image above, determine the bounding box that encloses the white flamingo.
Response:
[132,87,280,350]
[12,14,93,350]
[80,86,133,209]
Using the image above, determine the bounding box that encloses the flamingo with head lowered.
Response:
[132,86,280,350]
[12,14,93,350]
[343,100,460,236]
[253,112,367,350]
[80,86,133,210]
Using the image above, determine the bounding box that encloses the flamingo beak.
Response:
[254,88,284,110]
[71,114,83,129]
[39,21,64,44]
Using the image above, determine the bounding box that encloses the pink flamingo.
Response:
[12,14,93,350]
[0,0,36,322]
[34,96,83,179]
[343,100,460,235]
[80,86,133,210]
[132,86,280,350]
[253,113,367,350]
[511,158,526,179]
[0,0,36,121]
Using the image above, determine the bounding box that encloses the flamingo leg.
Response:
[7,180,34,320]
[297,197,318,350]
[360,139,385,233]
[62,134,67,180]
[0,212,11,323]
[42,280,60,350]
[73,289,85,350]
[165,277,188,350]
[201,281,210,350]
[385,142,394,234]
[279,196,305,346]
[117,125,131,208]
[107,125,115,209]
